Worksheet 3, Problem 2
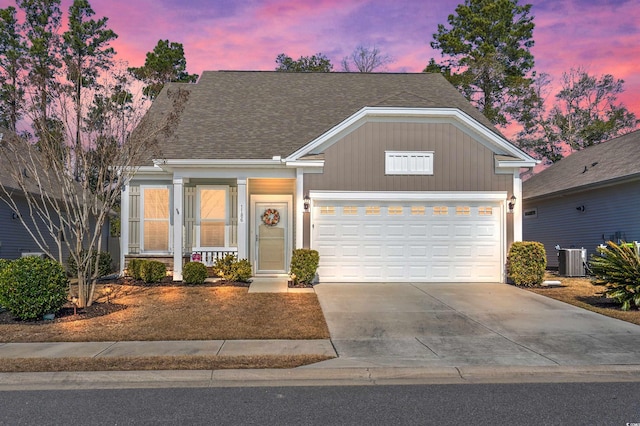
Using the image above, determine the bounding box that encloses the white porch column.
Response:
[513,172,523,242]
[120,184,130,276]
[172,177,184,281]
[295,168,304,249]
[237,179,247,259]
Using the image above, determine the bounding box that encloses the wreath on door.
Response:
[262,208,280,226]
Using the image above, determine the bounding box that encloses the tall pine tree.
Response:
[426,0,536,127]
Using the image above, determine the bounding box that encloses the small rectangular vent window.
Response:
[524,208,537,219]
[385,151,434,175]
[411,206,426,215]
[343,206,358,215]
[320,206,335,215]
[433,206,448,215]
[365,206,380,215]
[456,206,471,216]
[388,206,403,215]
[479,207,493,216]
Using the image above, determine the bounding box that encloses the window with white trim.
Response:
[320,206,335,215]
[197,186,228,247]
[456,206,471,216]
[388,206,403,215]
[433,206,448,215]
[479,206,493,216]
[411,206,426,215]
[385,151,434,175]
[343,206,358,215]
[141,186,170,252]
[366,206,380,215]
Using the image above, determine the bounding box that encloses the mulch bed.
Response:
[288,281,313,289]
[0,278,251,325]
[0,303,128,325]
[104,276,251,288]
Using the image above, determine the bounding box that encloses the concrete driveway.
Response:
[311,282,640,368]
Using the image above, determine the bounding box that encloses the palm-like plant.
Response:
[590,241,640,311]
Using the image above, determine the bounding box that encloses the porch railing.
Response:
[190,247,238,267]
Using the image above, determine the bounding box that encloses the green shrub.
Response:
[0,258,11,274]
[231,259,252,283]
[506,241,546,286]
[0,256,69,320]
[212,254,253,282]
[590,241,640,311]
[140,260,166,283]
[182,261,208,284]
[127,258,145,280]
[290,249,320,285]
[67,251,113,278]
[213,253,237,281]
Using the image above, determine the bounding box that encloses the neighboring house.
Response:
[0,185,54,260]
[0,132,112,265]
[523,130,640,268]
[122,71,537,283]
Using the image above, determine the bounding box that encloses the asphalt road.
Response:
[2,382,639,425]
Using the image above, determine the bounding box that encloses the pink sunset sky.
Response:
[4,0,640,124]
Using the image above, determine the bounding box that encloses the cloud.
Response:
[77,0,639,116]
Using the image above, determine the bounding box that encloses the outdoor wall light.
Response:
[576,205,585,212]
[508,195,516,212]
[11,212,19,220]
[303,194,311,212]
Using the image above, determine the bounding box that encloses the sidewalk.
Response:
[0,339,336,359]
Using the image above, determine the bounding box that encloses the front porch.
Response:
[121,174,307,281]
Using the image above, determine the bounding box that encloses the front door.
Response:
[251,197,291,274]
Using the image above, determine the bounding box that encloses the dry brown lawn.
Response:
[0,355,333,373]
[0,284,330,343]
[525,272,640,326]
[0,283,333,371]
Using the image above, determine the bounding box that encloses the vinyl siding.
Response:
[0,197,50,259]
[248,179,296,195]
[304,121,511,192]
[0,195,106,263]
[523,180,640,268]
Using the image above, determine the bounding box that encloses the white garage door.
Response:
[312,196,503,282]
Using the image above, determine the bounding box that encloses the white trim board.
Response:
[309,191,508,202]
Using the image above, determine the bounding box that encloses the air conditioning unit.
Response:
[558,248,587,277]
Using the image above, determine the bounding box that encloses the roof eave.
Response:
[524,173,640,202]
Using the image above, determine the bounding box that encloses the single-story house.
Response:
[523,130,640,268]
[121,71,537,282]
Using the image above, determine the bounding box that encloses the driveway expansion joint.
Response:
[415,337,439,357]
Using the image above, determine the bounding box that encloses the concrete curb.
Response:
[2,365,640,391]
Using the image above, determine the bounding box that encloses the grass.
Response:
[0,355,334,373]
[525,272,640,326]
[0,284,330,343]
[0,283,332,372]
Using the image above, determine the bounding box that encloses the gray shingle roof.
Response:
[523,130,640,200]
[144,71,504,162]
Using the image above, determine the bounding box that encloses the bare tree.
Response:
[0,78,189,307]
[341,45,393,72]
